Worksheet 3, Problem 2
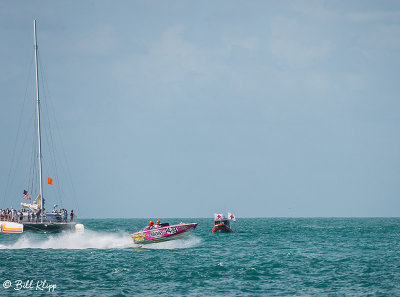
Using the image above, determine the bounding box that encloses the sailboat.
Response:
[1,20,83,233]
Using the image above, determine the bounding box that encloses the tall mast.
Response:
[34,20,44,222]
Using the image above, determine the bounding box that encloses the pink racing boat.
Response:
[131,222,198,244]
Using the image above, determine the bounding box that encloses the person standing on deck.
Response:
[36,209,41,223]
[62,210,68,222]
[12,208,17,222]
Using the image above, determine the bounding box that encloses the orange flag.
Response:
[48,177,53,185]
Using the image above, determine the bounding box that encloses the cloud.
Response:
[72,24,120,55]
[289,0,400,28]
[268,16,331,67]
[113,24,207,88]
[346,11,400,23]
[288,0,339,21]
[357,24,400,51]
[112,24,246,91]
[146,25,204,76]
[221,36,259,55]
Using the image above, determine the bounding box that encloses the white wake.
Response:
[134,235,202,250]
[0,230,133,250]
[0,231,201,250]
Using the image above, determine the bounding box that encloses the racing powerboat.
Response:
[131,222,198,244]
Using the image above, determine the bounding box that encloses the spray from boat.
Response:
[0,230,200,250]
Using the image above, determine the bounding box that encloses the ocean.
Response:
[0,218,399,296]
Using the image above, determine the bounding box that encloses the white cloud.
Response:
[113,24,208,87]
[268,16,331,67]
[288,0,339,21]
[221,36,259,55]
[147,25,204,74]
[289,1,400,26]
[346,11,400,23]
[72,24,120,55]
[357,24,400,51]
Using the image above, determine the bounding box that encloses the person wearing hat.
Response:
[147,220,154,230]
[154,220,161,228]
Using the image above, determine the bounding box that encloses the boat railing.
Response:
[0,211,75,224]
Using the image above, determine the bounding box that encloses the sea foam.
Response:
[136,235,202,250]
[0,230,201,250]
[0,230,133,250]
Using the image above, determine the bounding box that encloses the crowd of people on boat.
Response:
[50,209,74,222]
[0,208,40,223]
[0,208,75,223]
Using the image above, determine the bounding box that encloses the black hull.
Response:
[23,222,76,233]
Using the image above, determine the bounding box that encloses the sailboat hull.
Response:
[23,222,76,233]
[0,221,24,233]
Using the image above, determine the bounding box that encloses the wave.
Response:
[134,235,202,250]
[0,230,132,250]
[0,231,201,250]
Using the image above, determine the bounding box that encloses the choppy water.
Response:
[1,218,400,296]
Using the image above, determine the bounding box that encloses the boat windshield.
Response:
[215,219,229,225]
[143,222,170,230]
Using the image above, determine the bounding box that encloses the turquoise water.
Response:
[1,218,400,296]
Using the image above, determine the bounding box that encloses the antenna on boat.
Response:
[34,20,44,223]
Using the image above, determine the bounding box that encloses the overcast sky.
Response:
[0,1,399,218]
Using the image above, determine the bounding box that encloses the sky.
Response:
[0,0,399,218]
